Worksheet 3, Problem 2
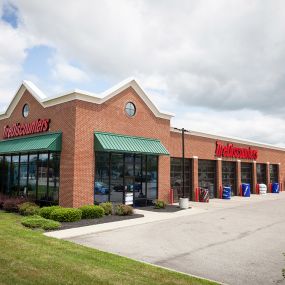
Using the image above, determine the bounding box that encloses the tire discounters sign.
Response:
[215,141,258,160]
[3,119,50,139]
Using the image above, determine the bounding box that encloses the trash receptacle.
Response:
[272,183,279,193]
[242,183,250,197]
[222,186,231,200]
[259,184,267,195]
[199,188,209,203]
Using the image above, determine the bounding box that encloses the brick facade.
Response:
[0,83,285,207]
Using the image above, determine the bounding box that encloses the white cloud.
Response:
[1,0,285,145]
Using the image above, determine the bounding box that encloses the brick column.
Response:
[236,160,241,196]
[266,162,270,192]
[252,161,257,194]
[216,158,222,198]
[192,156,198,201]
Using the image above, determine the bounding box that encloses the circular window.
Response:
[125,102,136,117]
[22,104,30,118]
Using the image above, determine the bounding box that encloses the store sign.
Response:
[215,141,258,160]
[3,119,50,139]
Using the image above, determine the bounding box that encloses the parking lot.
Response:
[67,193,285,285]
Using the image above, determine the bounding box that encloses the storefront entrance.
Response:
[95,152,158,206]
[222,161,237,196]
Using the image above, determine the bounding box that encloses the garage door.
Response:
[256,163,266,184]
[241,162,253,193]
[198,160,216,199]
[270,164,278,183]
[222,161,237,196]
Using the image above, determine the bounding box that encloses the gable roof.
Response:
[0,78,174,120]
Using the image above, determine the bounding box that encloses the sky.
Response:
[0,0,285,146]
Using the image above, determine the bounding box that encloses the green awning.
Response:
[0,132,62,154]
[94,132,169,155]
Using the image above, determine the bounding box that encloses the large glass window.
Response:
[95,152,110,204]
[19,155,28,196]
[0,156,3,193]
[198,160,216,199]
[3,156,11,194]
[222,161,236,196]
[95,152,158,206]
[28,154,38,199]
[270,164,278,183]
[10,155,20,196]
[48,153,60,203]
[110,153,124,204]
[257,163,266,184]
[170,158,192,202]
[241,162,253,192]
[147,156,158,201]
[37,154,48,201]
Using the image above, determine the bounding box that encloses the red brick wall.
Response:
[1,87,285,207]
[73,87,171,207]
[0,90,77,207]
[170,131,285,199]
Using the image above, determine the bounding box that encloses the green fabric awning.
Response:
[0,132,62,154]
[94,132,169,155]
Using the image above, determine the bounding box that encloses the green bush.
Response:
[39,206,61,219]
[99,202,113,215]
[18,202,40,216]
[114,204,133,216]
[21,215,61,230]
[154,200,166,209]
[50,208,82,222]
[79,205,105,219]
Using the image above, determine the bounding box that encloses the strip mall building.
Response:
[0,79,284,207]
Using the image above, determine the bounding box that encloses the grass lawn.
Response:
[0,211,219,285]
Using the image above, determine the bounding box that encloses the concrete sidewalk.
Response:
[45,193,282,239]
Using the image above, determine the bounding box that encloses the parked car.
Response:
[95,182,109,195]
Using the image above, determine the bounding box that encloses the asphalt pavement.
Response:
[66,193,285,285]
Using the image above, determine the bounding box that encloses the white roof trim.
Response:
[170,127,285,152]
[0,78,174,120]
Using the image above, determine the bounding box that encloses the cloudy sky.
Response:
[0,0,285,145]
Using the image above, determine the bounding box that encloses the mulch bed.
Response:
[140,204,189,213]
[58,213,144,230]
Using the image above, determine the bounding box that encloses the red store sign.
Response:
[215,141,258,160]
[3,119,50,139]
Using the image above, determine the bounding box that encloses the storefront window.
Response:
[257,163,266,184]
[95,152,158,206]
[0,156,3,193]
[270,164,278,183]
[10,155,20,196]
[241,162,253,192]
[28,154,38,199]
[48,153,60,202]
[110,153,124,203]
[147,156,158,201]
[170,158,192,202]
[19,155,28,196]
[198,160,216,199]
[222,161,236,196]
[95,152,110,203]
[37,154,48,200]
[3,156,11,194]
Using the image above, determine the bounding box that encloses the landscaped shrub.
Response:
[3,197,26,213]
[18,202,40,216]
[39,206,61,219]
[99,202,113,215]
[21,215,61,230]
[79,205,105,219]
[0,193,7,209]
[50,208,82,222]
[154,200,166,209]
[114,204,134,216]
